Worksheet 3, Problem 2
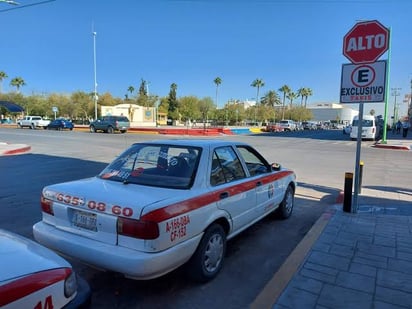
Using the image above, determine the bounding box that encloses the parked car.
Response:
[302,121,317,130]
[0,229,90,308]
[89,115,130,133]
[279,120,296,131]
[350,115,377,140]
[47,119,74,131]
[17,116,50,129]
[33,140,296,283]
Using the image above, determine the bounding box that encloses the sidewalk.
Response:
[253,188,412,309]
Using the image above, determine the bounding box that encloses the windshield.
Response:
[98,143,201,189]
[352,119,374,127]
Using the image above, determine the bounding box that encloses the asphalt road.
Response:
[1,127,409,308]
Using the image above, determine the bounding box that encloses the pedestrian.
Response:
[396,120,402,134]
[402,119,410,138]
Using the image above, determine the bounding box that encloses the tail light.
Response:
[117,217,159,240]
[41,195,54,215]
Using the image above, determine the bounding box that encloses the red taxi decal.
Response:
[0,268,71,306]
[52,192,134,217]
[141,170,294,223]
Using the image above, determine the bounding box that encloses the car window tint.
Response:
[98,144,200,189]
[237,146,270,176]
[210,146,245,186]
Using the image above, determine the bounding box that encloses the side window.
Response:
[237,146,270,176]
[210,146,246,186]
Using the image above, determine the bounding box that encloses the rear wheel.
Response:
[31,124,35,129]
[107,126,114,134]
[276,185,294,219]
[186,224,226,282]
[90,126,96,133]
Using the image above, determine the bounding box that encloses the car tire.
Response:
[107,126,114,134]
[186,223,226,282]
[31,124,35,129]
[90,126,96,133]
[276,185,294,219]
[120,130,127,134]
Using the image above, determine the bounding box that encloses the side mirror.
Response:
[271,163,281,171]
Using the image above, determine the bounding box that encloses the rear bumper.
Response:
[33,221,202,280]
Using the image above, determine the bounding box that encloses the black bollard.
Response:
[358,161,364,194]
[343,172,353,213]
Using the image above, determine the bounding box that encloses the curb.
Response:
[0,143,31,155]
[251,208,336,308]
[373,144,410,150]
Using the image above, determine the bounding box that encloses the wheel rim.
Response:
[203,233,224,273]
[284,189,293,214]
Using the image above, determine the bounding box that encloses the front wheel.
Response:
[186,224,226,282]
[107,126,114,134]
[276,185,294,219]
[90,126,96,133]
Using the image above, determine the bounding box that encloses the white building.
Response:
[307,103,358,124]
[101,103,156,127]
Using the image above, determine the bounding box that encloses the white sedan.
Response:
[0,229,90,308]
[33,140,296,282]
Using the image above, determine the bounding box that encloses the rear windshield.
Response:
[98,143,201,189]
[352,119,374,127]
[115,116,129,122]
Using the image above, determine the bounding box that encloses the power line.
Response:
[0,0,56,13]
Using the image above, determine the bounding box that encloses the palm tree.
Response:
[251,78,265,105]
[251,79,265,124]
[303,87,313,108]
[262,90,281,121]
[297,87,305,107]
[213,77,222,108]
[279,85,291,120]
[10,77,26,93]
[286,91,296,108]
[127,85,135,98]
[0,71,8,93]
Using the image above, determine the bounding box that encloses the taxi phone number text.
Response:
[56,193,133,217]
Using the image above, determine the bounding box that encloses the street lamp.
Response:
[93,31,98,120]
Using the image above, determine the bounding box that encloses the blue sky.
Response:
[1,0,411,117]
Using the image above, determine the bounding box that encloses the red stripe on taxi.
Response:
[141,170,294,222]
[0,268,71,306]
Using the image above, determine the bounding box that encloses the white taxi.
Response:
[0,229,90,308]
[33,140,296,282]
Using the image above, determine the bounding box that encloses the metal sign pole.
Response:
[352,102,364,212]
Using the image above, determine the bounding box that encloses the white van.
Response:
[350,115,377,140]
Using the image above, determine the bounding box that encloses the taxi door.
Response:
[211,147,257,233]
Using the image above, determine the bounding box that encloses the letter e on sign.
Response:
[351,64,375,87]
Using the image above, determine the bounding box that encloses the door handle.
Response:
[220,192,229,199]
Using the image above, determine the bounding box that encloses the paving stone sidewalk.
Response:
[274,208,412,309]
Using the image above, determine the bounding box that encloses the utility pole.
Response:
[391,87,401,126]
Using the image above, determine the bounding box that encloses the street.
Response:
[0,127,410,308]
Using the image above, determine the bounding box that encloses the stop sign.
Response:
[343,20,389,64]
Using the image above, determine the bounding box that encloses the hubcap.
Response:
[204,234,223,273]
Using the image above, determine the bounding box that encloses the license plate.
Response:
[72,210,97,231]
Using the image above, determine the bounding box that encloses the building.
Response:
[101,103,159,126]
[307,103,358,124]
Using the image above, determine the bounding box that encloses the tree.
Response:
[10,77,26,93]
[262,90,281,121]
[251,78,265,105]
[303,87,313,108]
[369,109,376,116]
[286,91,297,108]
[0,71,8,93]
[167,83,179,120]
[279,85,291,120]
[198,97,214,129]
[213,77,222,108]
[127,85,135,99]
[251,78,265,124]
